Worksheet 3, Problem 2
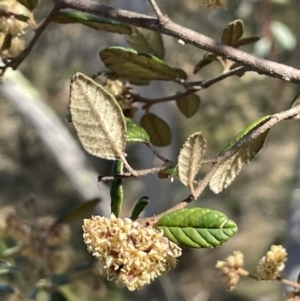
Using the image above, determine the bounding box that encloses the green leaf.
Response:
[65,112,72,122]
[70,73,126,160]
[221,19,244,46]
[140,113,172,146]
[234,36,260,48]
[193,53,218,74]
[17,0,39,11]
[14,14,30,22]
[52,198,101,226]
[209,116,271,194]
[110,160,123,217]
[51,291,68,301]
[125,117,150,143]
[52,11,131,34]
[126,27,164,59]
[156,208,238,248]
[178,132,206,191]
[176,93,201,118]
[130,196,150,220]
[100,47,180,81]
[0,284,14,294]
[271,20,296,51]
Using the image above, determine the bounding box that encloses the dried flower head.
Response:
[198,0,227,9]
[256,245,287,280]
[93,74,137,118]
[216,251,244,291]
[0,0,29,58]
[83,214,182,291]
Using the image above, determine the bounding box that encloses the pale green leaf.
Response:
[178,132,206,190]
[140,113,171,146]
[69,73,126,160]
[126,27,164,59]
[221,19,244,46]
[52,11,131,34]
[100,47,179,81]
[156,208,238,248]
[176,93,201,118]
[125,117,150,143]
[209,116,271,193]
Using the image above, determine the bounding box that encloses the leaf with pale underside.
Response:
[69,73,126,160]
[209,116,271,194]
[100,47,180,81]
[221,19,244,46]
[178,132,206,193]
[140,113,172,146]
[156,207,238,248]
[126,27,165,59]
[176,93,201,118]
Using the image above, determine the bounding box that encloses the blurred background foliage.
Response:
[1,0,300,300]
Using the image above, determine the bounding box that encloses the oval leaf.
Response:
[193,53,218,74]
[100,47,179,81]
[156,208,238,248]
[209,116,271,194]
[110,160,123,217]
[234,36,260,48]
[140,113,171,146]
[221,19,244,46]
[125,117,150,143]
[178,132,206,191]
[130,196,150,220]
[176,93,201,118]
[126,27,164,59]
[158,166,178,179]
[70,73,126,160]
[52,11,131,34]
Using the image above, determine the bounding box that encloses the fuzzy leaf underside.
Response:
[156,208,238,248]
[126,27,165,59]
[69,73,126,160]
[52,10,131,34]
[209,116,271,193]
[100,47,179,81]
[140,113,172,146]
[178,132,206,188]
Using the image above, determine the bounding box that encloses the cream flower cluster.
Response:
[82,214,182,291]
[256,245,287,280]
[198,0,227,9]
[0,0,29,58]
[215,251,244,291]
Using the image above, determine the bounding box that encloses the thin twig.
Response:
[1,3,63,72]
[133,66,246,108]
[145,142,173,163]
[147,0,168,25]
